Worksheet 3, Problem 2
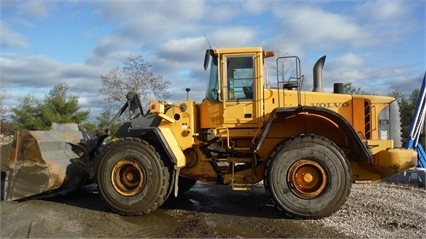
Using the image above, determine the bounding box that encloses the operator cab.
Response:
[200,47,272,129]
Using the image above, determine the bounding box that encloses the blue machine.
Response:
[385,72,426,188]
[405,72,426,168]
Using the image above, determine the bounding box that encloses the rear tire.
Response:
[97,138,170,215]
[265,134,351,219]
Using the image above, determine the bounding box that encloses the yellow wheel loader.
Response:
[5,47,418,219]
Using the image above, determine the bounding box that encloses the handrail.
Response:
[275,56,302,107]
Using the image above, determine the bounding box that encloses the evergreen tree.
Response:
[11,95,45,130]
[40,83,89,124]
[11,83,90,130]
[398,89,420,145]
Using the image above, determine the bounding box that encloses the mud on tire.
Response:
[96,137,170,215]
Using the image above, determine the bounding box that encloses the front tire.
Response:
[265,134,352,219]
[97,138,170,215]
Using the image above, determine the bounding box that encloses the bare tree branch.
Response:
[99,55,171,112]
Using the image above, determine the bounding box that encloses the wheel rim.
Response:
[111,159,145,196]
[287,159,328,199]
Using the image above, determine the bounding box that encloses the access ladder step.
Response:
[231,183,254,191]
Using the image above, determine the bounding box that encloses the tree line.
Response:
[0,56,422,146]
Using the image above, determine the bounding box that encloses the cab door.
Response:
[221,54,262,128]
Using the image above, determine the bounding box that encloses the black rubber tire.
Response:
[96,137,170,215]
[264,134,352,219]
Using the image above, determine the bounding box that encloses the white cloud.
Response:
[245,0,268,14]
[326,53,368,85]
[99,1,205,40]
[324,52,423,96]
[0,54,107,107]
[332,53,364,69]
[157,37,206,62]
[358,0,408,21]
[0,0,424,121]
[211,27,257,47]
[0,55,62,87]
[0,21,28,48]
[279,6,373,49]
[354,0,421,46]
[18,0,55,19]
[204,2,245,22]
[86,35,139,65]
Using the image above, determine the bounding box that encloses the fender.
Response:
[115,126,184,167]
[254,106,372,163]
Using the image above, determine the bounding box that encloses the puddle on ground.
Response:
[121,209,183,238]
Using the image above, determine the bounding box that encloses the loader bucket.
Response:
[6,123,102,201]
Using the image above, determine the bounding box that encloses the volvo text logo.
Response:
[310,102,349,108]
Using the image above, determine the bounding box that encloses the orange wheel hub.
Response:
[287,159,328,199]
[111,159,145,196]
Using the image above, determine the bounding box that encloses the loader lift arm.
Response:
[108,91,144,130]
[405,72,426,168]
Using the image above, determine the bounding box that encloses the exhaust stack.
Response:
[313,55,326,92]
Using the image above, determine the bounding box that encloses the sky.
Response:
[1,0,425,121]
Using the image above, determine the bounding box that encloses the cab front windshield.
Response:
[205,56,219,102]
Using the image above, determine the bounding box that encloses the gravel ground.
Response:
[1,135,425,238]
[318,183,425,238]
[1,181,425,238]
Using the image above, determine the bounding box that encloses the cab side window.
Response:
[226,56,254,100]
